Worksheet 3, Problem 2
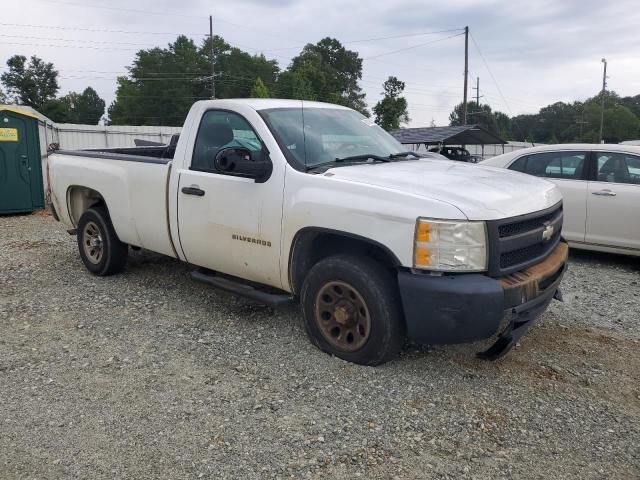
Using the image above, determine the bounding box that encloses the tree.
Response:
[493,111,513,140]
[108,35,281,125]
[449,101,512,140]
[509,90,640,143]
[250,77,270,98]
[74,87,105,124]
[1,55,59,109]
[620,94,640,118]
[109,36,210,126]
[582,99,639,143]
[199,35,279,99]
[373,76,409,131]
[40,98,73,122]
[41,87,106,124]
[276,70,317,101]
[0,88,8,104]
[285,38,368,115]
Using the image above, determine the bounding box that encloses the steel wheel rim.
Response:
[314,281,371,352]
[82,221,104,264]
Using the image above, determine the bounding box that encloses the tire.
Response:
[300,254,405,366]
[77,206,128,276]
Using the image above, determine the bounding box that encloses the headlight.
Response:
[414,218,487,272]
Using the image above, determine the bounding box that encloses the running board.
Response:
[190,269,294,308]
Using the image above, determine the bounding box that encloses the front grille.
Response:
[487,203,563,277]
[498,209,561,238]
[500,241,553,269]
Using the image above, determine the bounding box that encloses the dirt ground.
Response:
[1,213,639,479]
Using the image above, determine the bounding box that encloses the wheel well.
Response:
[67,186,106,226]
[289,229,401,295]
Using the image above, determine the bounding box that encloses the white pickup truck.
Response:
[48,99,568,365]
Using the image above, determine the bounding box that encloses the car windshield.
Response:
[260,106,410,169]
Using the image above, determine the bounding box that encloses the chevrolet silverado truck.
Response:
[48,99,567,365]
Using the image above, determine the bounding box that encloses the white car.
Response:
[482,144,640,256]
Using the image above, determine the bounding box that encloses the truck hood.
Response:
[322,159,561,220]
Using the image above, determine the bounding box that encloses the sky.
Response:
[1,0,640,128]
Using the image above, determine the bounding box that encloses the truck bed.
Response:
[48,149,176,259]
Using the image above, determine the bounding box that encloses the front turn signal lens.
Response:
[416,222,431,242]
[414,247,431,266]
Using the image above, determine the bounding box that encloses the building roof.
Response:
[391,125,506,145]
[0,104,54,123]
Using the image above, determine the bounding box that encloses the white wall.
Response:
[53,123,182,150]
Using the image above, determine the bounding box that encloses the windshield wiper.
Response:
[335,154,392,163]
[306,154,391,171]
[389,151,424,159]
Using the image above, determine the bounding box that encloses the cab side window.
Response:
[192,110,263,172]
[520,152,586,180]
[595,152,640,185]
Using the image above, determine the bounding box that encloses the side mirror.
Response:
[214,147,272,183]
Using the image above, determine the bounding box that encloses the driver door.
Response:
[177,109,285,288]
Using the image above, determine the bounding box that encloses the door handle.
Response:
[181,186,205,196]
[592,189,616,197]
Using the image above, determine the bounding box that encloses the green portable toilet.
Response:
[0,106,45,214]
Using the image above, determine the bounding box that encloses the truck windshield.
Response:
[260,107,411,169]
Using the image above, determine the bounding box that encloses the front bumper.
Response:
[397,241,568,359]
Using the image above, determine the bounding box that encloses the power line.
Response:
[29,1,307,44]
[364,32,464,59]
[1,41,141,51]
[0,66,210,76]
[59,75,211,81]
[0,22,207,36]
[36,0,203,19]
[0,33,167,47]
[469,32,513,116]
[469,32,527,139]
[346,28,464,44]
[263,28,465,52]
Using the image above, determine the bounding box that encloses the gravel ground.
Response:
[1,213,639,480]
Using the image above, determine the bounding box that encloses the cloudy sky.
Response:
[2,0,639,127]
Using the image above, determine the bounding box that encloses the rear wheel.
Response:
[301,254,404,366]
[77,206,128,276]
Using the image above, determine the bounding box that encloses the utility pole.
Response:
[472,76,482,107]
[463,26,469,125]
[598,58,607,143]
[575,107,588,142]
[209,15,216,99]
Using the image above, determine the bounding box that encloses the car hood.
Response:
[322,159,562,220]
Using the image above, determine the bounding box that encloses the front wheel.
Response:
[300,254,405,366]
[77,206,128,276]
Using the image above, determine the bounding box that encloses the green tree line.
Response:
[106,35,378,126]
[0,55,105,124]
[3,35,639,143]
[0,35,410,130]
[450,91,640,144]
